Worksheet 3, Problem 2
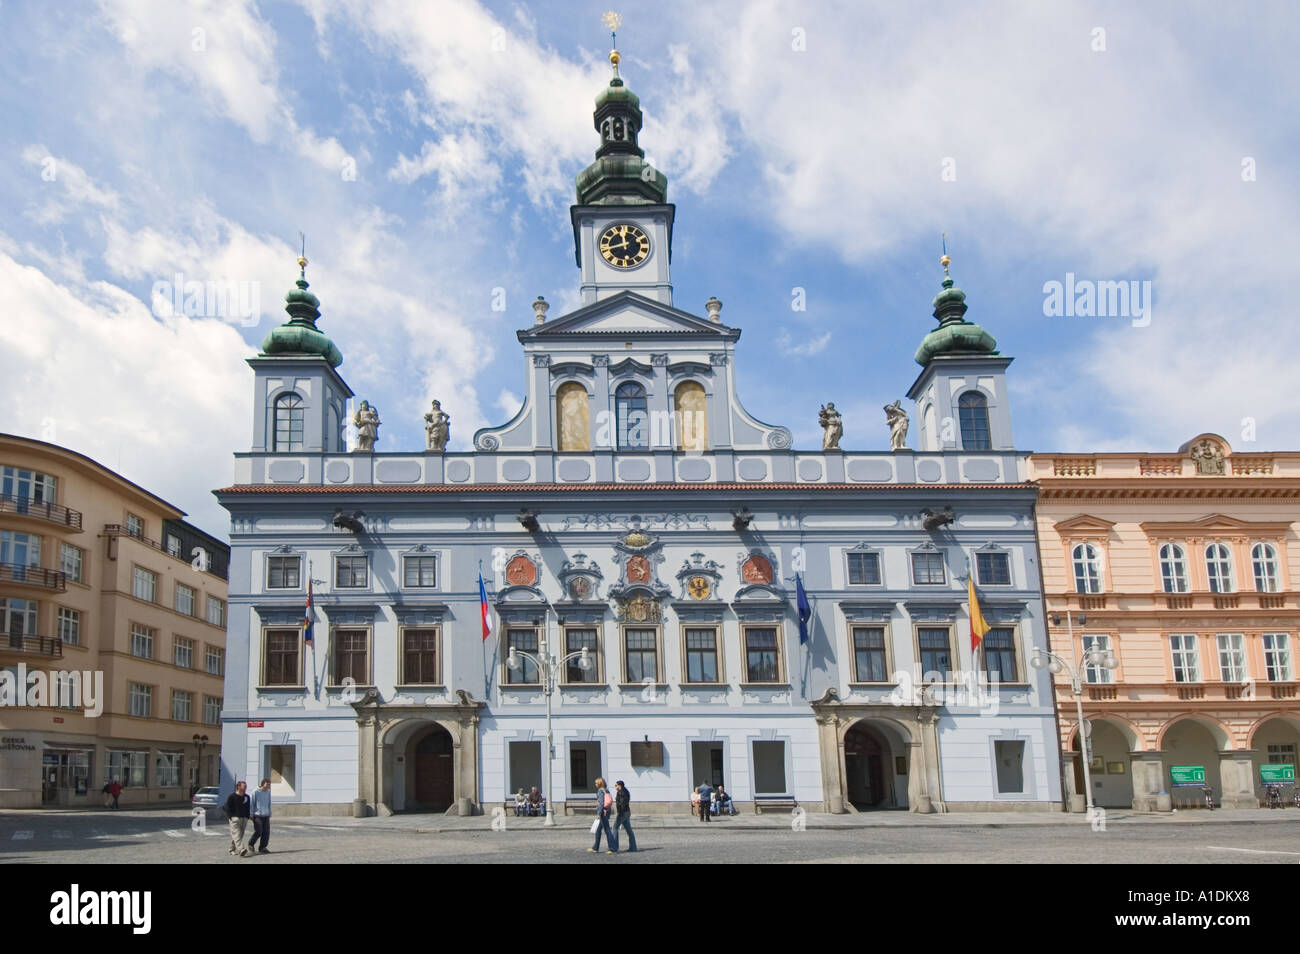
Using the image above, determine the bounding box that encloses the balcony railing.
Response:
[103,524,226,581]
[1054,591,1295,613]
[0,494,83,530]
[0,562,66,591]
[1,634,64,657]
[1072,681,1299,703]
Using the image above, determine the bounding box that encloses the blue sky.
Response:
[0,0,1295,539]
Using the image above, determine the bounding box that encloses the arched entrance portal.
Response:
[844,720,906,810]
[410,725,454,812]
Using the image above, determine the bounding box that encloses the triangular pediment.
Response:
[1053,514,1118,534]
[1140,513,1293,534]
[517,290,739,341]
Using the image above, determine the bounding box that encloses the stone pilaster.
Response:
[1217,749,1258,809]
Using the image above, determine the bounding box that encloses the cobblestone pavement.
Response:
[1,807,1297,863]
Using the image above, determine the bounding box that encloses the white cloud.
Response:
[777,329,831,357]
[20,146,121,225]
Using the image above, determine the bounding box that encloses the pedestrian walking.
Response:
[588,777,615,854]
[613,780,637,852]
[248,778,272,854]
[696,780,713,822]
[101,781,112,809]
[224,780,252,857]
[109,778,122,810]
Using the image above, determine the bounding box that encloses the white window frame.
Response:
[1169,633,1201,683]
[1072,543,1103,594]
[156,752,183,787]
[206,645,225,676]
[171,689,192,722]
[56,606,80,646]
[175,582,196,617]
[128,682,152,718]
[1205,543,1234,593]
[59,543,84,583]
[203,695,222,725]
[173,636,194,669]
[1252,543,1280,593]
[1083,634,1114,684]
[1216,633,1247,683]
[130,623,155,660]
[1158,543,1189,594]
[1262,633,1292,683]
[132,566,157,602]
[206,596,225,627]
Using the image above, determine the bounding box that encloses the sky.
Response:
[0,0,1295,540]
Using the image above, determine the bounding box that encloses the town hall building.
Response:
[215,49,1063,815]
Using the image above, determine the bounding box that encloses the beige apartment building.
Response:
[1031,434,1300,811]
[0,434,228,808]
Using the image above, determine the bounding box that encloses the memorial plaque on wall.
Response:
[630,741,664,767]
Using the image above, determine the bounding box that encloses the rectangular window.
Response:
[173,636,194,669]
[1170,633,1200,683]
[847,551,882,585]
[1083,634,1113,684]
[976,552,1011,586]
[852,626,888,682]
[983,628,1017,682]
[264,629,300,686]
[1,597,38,643]
[165,534,182,558]
[132,566,156,602]
[918,627,953,676]
[59,543,83,583]
[911,550,946,585]
[994,740,1025,794]
[1,466,57,505]
[130,624,155,660]
[564,628,598,683]
[402,628,440,685]
[332,629,369,685]
[175,583,195,616]
[752,740,788,795]
[1216,633,1247,683]
[335,555,368,588]
[1263,634,1293,682]
[171,689,192,722]
[128,683,152,718]
[269,745,297,796]
[125,513,144,538]
[56,607,81,646]
[0,530,41,567]
[402,555,437,588]
[206,646,225,676]
[506,629,539,684]
[684,627,719,683]
[105,750,147,787]
[206,596,225,627]
[203,695,222,725]
[156,753,183,788]
[267,556,301,589]
[743,628,780,683]
[624,628,658,683]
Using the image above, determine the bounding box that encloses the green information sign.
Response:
[1170,764,1206,785]
[1260,763,1296,783]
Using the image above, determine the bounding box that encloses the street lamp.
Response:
[191,733,209,793]
[506,620,590,828]
[1031,611,1118,813]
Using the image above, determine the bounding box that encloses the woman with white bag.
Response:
[588,777,616,854]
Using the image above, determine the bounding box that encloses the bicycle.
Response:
[1202,785,1214,810]
[1264,784,1282,809]
[1293,785,1300,809]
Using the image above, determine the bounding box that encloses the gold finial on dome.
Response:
[940,232,950,276]
[297,230,308,278]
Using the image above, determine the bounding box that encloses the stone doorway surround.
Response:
[811,689,943,814]
[353,689,485,816]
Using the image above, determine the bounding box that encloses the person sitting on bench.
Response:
[714,783,737,815]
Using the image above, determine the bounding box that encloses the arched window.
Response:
[1205,543,1234,593]
[273,393,304,451]
[615,381,648,450]
[1251,543,1279,593]
[958,392,991,450]
[674,381,707,451]
[1072,543,1103,594]
[1158,543,1189,593]
[556,382,590,452]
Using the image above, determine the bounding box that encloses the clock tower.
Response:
[571,47,674,306]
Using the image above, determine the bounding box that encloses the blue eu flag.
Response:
[796,574,811,645]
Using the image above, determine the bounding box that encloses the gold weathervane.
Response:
[602,11,622,74]
[297,230,308,277]
[940,232,950,275]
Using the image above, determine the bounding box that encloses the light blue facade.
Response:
[215,63,1062,815]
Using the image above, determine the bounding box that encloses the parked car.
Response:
[191,786,221,813]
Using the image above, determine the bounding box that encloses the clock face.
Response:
[599,224,651,269]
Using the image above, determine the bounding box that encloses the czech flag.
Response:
[478,573,494,643]
[303,579,315,647]
[968,576,990,652]
[795,574,812,645]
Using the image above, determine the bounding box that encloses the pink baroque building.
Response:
[1030,434,1300,811]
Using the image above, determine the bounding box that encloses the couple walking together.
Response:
[589,778,637,854]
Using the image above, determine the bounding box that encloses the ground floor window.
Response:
[568,741,602,795]
[156,752,183,788]
[105,750,148,787]
[752,740,787,795]
[994,740,1025,793]
[508,740,543,797]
